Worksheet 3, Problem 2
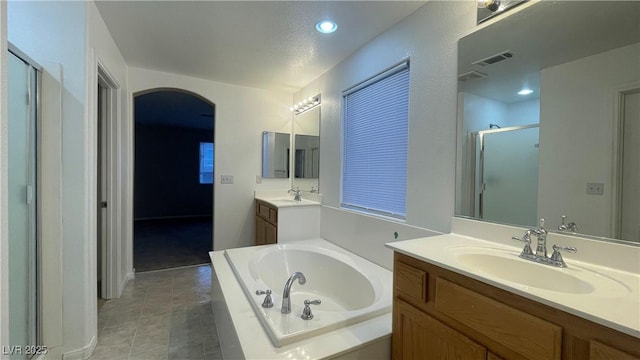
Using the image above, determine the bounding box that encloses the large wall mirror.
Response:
[456,1,640,244]
[262,131,290,178]
[293,104,320,192]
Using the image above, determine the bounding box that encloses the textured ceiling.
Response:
[95,1,427,93]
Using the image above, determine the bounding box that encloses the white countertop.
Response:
[257,197,321,208]
[386,233,640,338]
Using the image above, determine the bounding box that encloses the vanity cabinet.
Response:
[392,252,640,360]
[255,200,277,245]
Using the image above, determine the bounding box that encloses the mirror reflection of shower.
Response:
[470,124,540,227]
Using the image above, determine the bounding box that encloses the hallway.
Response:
[93,265,220,360]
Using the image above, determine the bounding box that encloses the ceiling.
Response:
[95,1,427,94]
[458,1,640,104]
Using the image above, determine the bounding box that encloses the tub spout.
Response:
[281,272,306,314]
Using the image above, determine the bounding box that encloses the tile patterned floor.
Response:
[92,265,221,360]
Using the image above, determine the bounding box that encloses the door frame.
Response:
[93,58,120,300]
[610,82,640,239]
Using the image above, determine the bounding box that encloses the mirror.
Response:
[293,105,320,192]
[456,1,640,243]
[262,131,290,178]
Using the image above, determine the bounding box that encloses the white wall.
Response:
[128,67,293,251]
[0,1,9,357]
[295,1,477,264]
[539,43,640,237]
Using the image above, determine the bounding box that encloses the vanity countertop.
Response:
[386,234,640,338]
[256,196,320,208]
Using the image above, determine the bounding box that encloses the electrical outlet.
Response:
[256,175,262,184]
[586,182,604,195]
[221,175,234,184]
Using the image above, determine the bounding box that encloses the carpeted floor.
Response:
[134,217,213,272]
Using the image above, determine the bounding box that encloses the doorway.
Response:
[96,65,119,302]
[7,47,41,359]
[616,89,640,242]
[133,90,215,272]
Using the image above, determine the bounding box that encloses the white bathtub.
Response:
[224,239,393,347]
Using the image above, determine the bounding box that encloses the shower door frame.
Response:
[7,43,43,357]
[471,123,539,220]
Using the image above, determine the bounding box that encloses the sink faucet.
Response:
[281,272,306,314]
[288,187,302,201]
[533,218,548,257]
[558,215,579,233]
[513,218,577,268]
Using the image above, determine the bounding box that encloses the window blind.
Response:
[199,142,214,184]
[342,62,409,219]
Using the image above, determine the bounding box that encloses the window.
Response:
[342,61,409,219]
[199,142,214,184]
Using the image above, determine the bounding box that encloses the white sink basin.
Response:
[448,246,630,297]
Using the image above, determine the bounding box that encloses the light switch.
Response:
[586,182,604,195]
[221,175,234,184]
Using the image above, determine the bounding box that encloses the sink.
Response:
[448,246,630,297]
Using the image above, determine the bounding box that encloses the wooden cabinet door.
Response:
[255,216,266,246]
[590,340,640,360]
[393,300,487,360]
[265,222,277,244]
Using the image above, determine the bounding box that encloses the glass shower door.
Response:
[8,51,38,359]
[480,126,539,227]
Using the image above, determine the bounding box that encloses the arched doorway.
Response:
[133,89,215,271]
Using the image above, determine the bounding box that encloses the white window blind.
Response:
[342,62,409,219]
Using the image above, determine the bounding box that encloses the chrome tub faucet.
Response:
[281,272,306,314]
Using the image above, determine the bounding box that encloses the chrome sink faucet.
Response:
[512,218,577,268]
[281,272,306,314]
[288,187,302,201]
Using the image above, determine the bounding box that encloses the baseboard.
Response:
[61,336,96,360]
[134,214,212,221]
[118,270,135,295]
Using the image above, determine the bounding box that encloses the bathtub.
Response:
[224,239,393,347]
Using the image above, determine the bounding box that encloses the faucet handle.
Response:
[512,231,534,257]
[256,289,273,308]
[550,245,577,268]
[552,244,577,254]
[301,299,321,320]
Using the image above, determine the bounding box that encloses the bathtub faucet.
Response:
[281,272,306,314]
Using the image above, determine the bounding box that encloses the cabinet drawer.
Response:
[395,261,428,303]
[435,277,562,360]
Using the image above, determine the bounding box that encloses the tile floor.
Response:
[92,265,221,360]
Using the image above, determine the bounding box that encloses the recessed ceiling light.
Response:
[518,89,534,96]
[316,20,337,34]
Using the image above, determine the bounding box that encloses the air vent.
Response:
[472,51,514,66]
[458,70,488,82]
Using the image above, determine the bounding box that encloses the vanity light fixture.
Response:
[315,20,337,34]
[518,88,534,96]
[289,95,321,115]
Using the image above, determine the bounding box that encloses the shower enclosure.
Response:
[470,124,539,227]
[8,47,41,359]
